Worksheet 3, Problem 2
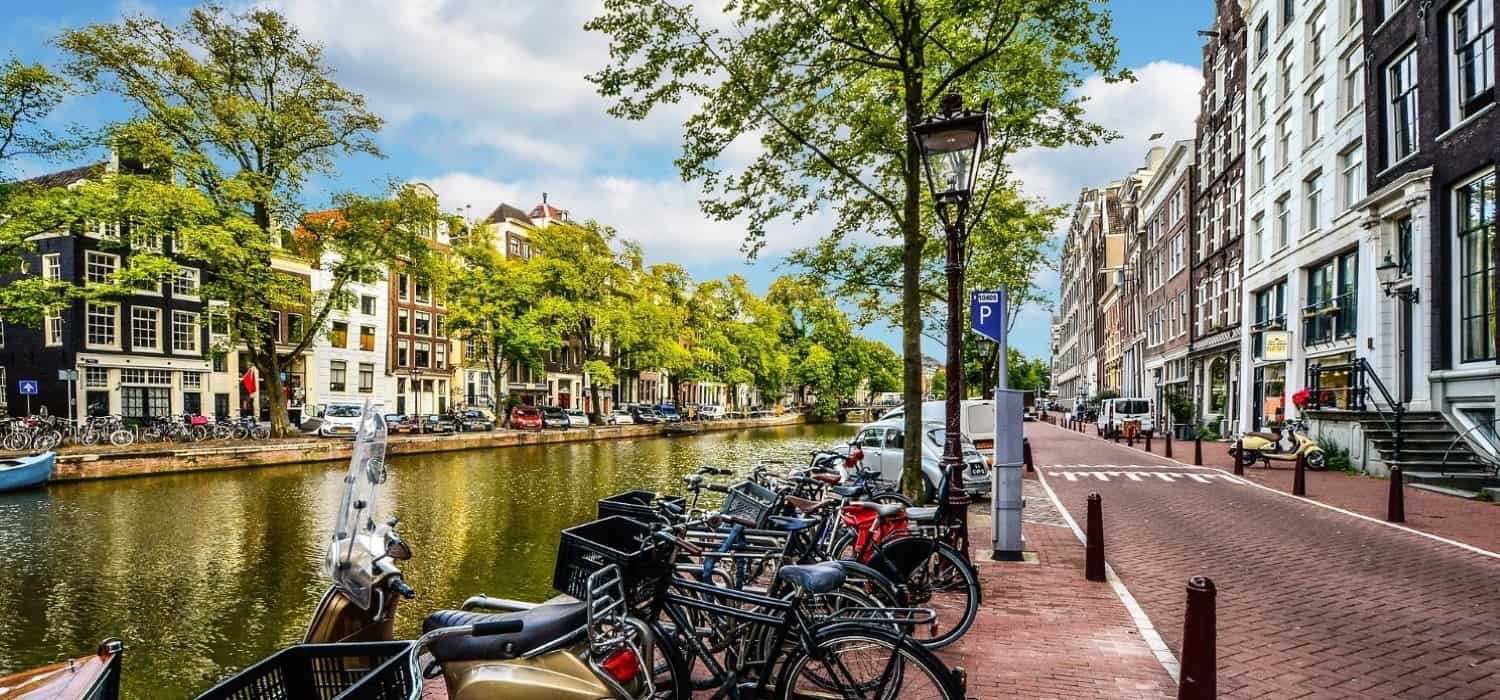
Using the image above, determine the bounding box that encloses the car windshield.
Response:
[612,409,628,415]
[515,407,540,416]
[463,411,482,418]
[326,405,362,418]
[925,427,976,448]
[543,407,565,416]
[566,409,584,416]
[383,414,402,423]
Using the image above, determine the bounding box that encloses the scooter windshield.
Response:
[325,403,388,611]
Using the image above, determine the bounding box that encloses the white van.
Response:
[878,399,997,462]
[1096,398,1155,438]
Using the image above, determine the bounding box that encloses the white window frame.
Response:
[172,310,200,354]
[42,253,62,281]
[1449,0,1496,124]
[1340,45,1364,115]
[85,251,118,285]
[1275,194,1291,250]
[1305,80,1326,145]
[1304,171,1324,234]
[45,311,63,347]
[1339,142,1365,210]
[172,266,201,299]
[86,302,119,349]
[1387,46,1420,164]
[131,306,161,352]
[1451,168,1497,365]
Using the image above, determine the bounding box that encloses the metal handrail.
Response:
[1307,357,1405,462]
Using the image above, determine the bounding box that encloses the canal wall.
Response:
[47,414,807,482]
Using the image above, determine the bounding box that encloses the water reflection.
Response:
[0,423,854,698]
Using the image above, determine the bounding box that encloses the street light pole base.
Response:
[990,549,1025,562]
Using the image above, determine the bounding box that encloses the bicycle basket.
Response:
[194,641,415,700]
[721,480,782,528]
[597,490,686,523]
[554,515,673,611]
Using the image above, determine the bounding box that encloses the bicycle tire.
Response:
[646,619,692,700]
[871,538,980,650]
[3,432,29,451]
[774,622,963,700]
[32,431,62,451]
[109,430,134,447]
[251,426,269,440]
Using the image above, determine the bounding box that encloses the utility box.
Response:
[992,388,1026,560]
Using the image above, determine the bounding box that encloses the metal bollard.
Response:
[1085,493,1105,582]
[1388,465,1405,523]
[1145,433,1152,452]
[1126,431,1134,447]
[1165,430,1173,459]
[1193,435,1203,466]
[1023,437,1035,473]
[1233,439,1244,476]
[1293,451,1307,496]
[1177,576,1217,700]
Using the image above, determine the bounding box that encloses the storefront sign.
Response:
[1263,331,1292,361]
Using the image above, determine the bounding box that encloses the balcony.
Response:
[1301,293,1356,346]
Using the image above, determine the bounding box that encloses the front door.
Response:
[1399,297,1414,403]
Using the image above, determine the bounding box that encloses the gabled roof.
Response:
[18,161,108,189]
[484,202,531,224]
[530,202,568,221]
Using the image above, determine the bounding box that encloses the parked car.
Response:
[606,408,635,425]
[878,399,997,462]
[1096,398,1155,438]
[420,413,456,434]
[509,405,543,431]
[655,403,682,422]
[630,405,662,424]
[384,413,414,433]
[457,409,494,432]
[698,404,725,421]
[565,408,590,428]
[317,403,364,438]
[542,406,570,429]
[835,416,991,502]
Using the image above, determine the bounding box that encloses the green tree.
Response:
[528,220,631,421]
[930,368,946,400]
[55,5,424,436]
[587,0,1126,495]
[0,57,77,172]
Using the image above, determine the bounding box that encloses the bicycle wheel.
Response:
[645,620,691,699]
[774,623,962,700]
[871,538,979,650]
[251,426,269,440]
[109,429,134,447]
[32,431,61,451]
[3,432,29,451]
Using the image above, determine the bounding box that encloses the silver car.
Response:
[836,417,991,502]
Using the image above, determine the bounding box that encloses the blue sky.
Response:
[2,0,1212,360]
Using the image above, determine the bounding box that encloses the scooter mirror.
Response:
[384,531,412,561]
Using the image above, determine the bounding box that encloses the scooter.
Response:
[1231,418,1328,470]
[203,405,686,700]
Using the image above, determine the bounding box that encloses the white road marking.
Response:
[1062,472,1078,481]
[1092,472,1110,481]
[1186,473,1213,483]
[1154,472,1177,482]
[1123,472,1144,481]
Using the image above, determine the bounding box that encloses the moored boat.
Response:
[0,452,54,494]
[663,422,702,436]
[0,639,123,699]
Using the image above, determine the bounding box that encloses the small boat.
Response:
[0,639,123,699]
[0,452,55,493]
[663,422,702,436]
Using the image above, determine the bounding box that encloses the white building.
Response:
[307,247,394,414]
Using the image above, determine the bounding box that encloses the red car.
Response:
[509,406,543,431]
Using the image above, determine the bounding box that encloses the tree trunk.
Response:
[255,351,292,438]
[899,48,928,500]
[589,383,605,424]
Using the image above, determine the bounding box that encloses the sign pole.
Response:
[972,288,1025,561]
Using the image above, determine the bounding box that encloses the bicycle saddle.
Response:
[830,484,866,498]
[785,495,838,514]
[850,501,905,519]
[776,562,846,594]
[768,515,818,531]
[423,602,587,662]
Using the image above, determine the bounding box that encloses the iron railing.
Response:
[1307,357,1405,462]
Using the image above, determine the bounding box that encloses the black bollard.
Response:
[1193,435,1203,466]
[1293,451,1307,496]
[1233,439,1244,476]
[1388,465,1405,523]
[1177,576,1217,700]
[1145,432,1152,453]
[1165,430,1174,458]
[1127,430,1134,448]
[1023,437,1035,473]
[1085,493,1105,582]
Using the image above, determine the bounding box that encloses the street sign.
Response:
[57,369,78,382]
[970,289,1007,343]
[18,380,38,396]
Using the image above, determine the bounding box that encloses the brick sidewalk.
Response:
[938,496,1177,698]
[1040,417,1500,552]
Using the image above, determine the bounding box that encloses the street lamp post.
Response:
[409,368,423,434]
[912,92,989,559]
[1375,252,1419,303]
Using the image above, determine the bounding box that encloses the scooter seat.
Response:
[1245,432,1280,441]
[423,602,587,662]
[906,506,939,522]
[776,562,846,594]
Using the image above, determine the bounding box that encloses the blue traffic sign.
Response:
[970,289,1007,343]
[17,380,38,396]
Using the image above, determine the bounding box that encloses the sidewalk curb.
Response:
[1032,459,1182,684]
[1035,421,1500,562]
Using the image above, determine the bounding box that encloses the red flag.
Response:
[242,368,257,394]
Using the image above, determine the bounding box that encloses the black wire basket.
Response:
[555,515,673,610]
[194,641,415,700]
[721,480,782,528]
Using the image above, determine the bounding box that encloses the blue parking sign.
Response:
[970,290,1007,343]
[18,380,38,396]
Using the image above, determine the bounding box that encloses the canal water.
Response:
[0,422,854,698]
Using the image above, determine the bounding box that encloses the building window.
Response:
[1253,139,1267,189]
[85,251,118,285]
[213,353,226,372]
[85,367,108,388]
[1282,0,1295,29]
[1451,0,1496,122]
[1251,213,1266,263]
[1339,143,1364,209]
[182,371,202,389]
[1253,78,1268,128]
[415,310,432,336]
[1304,171,1324,233]
[1278,47,1294,101]
[360,325,376,351]
[130,307,160,351]
[91,219,121,240]
[287,313,304,343]
[172,267,200,297]
[1396,216,1414,277]
[1456,171,1497,362]
[1252,281,1288,359]
[42,253,61,281]
[1387,47,1419,164]
[1275,114,1292,168]
[1305,81,1325,144]
[1306,9,1326,65]
[45,312,63,347]
[269,310,282,342]
[415,279,431,304]
[1304,250,1359,345]
[329,360,347,393]
[1344,0,1359,26]
[398,272,410,300]
[398,308,409,333]
[508,239,520,257]
[360,295,377,315]
[435,314,443,336]
[1275,194,1291,249]
[415,341,431,368]
[358,363,374,393]
[1340,45,1364,114]
[172,311,199,353]
[1257,16,1271,59]
[330,321,348,348]
[397,338,409,367]
[435,343,447,370]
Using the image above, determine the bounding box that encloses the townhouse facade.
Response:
[1141,141,1197,427]
[388,183,453,417]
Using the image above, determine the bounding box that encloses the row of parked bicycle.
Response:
[0,414,270,451]
[189,410,979,699]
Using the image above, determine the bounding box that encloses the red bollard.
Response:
[1165,430,1173,459]
[1193,435,1203,466]
[1293,451,1307,496]
[1126,431,1134,447]
[1085,493,1105,582]
[1388,465,1405,522]
[1233,439,1244,476]
[1145,433,1152,453]
[1023,437,1035,472]
[1177,576,1217,700]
